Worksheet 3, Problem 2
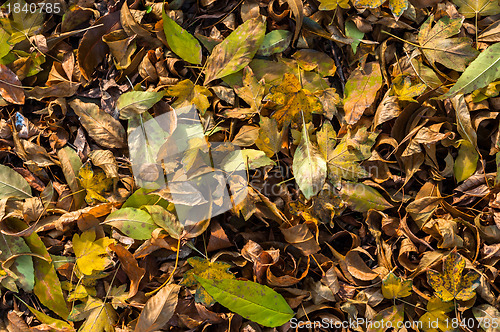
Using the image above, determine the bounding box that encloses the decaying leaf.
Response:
[427,251,480,302]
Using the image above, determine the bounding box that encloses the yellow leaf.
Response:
[419,297,454,332]
[391,75,427,102]
[381,272,412,299]
[266,73,322,128]
[353,0,408,19]
[73,230,115,276]
[78,162,112,205]
[318,0,350,10]
[427,251,480,302]
[79,297,117,332]
[234,66,265,111]
[181,257,235,305]
[165,79,212,114]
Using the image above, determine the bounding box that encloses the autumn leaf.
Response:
[0,64,25,104]
[292,122,327,200]
[162,7,202,64]
[204,17,266,84]
[353,0,408,19]
[391,75,427,102]
[78,162,113,205]
[381,272,412,299]
[181,257,235,305]
[427,251,480,302]
[419,297,455,332]
[366,305,404,332]
[343,61,383,125]
[418,15,479,72]
[452,0,500,18]
[234,66,265,111]
[73,230,115,276]
[165,79,212,114]
[318,0,350,10]
[266,73,323,128]
[79,297,117,332]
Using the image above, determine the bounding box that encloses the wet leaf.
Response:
[162,8,202,64]
[204,17,266,84]
[194,276,294,328]
[427,251,480,302]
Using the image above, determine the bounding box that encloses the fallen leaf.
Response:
[78,162,113,204]
[73,229,115,276]
[0,64,25,104]
[134,284,181,332]
[427,251,480,302]
[204,17,266,84]
[162,8,202,64]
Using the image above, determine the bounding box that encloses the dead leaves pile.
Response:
[1,0,500,330]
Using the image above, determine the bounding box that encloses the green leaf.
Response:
[162,9,202,64]
[220,149,275,172]
[340,182,393,212]
[57,146,85,210]
[19,298,74,331]
[441,43,500,99]
[345,21,363,54]
[182,257,235,306]
[194,276,294,327]
[204,17,266,84]
[292,123,327,200]
[117,91,164,120]
[104,207,156,240]
[0,233,34,291]
[0,0,44,44]
[454,139,478,182]
[122,188,169,209]
[19,220,70,319]
[0,165,32,199]
[257,30,292,56]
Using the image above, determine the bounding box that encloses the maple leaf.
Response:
[427,251,480,302]
[181,257,235,306]
[318,0,350,12]
[391,75,427,102]
[165,79,212,115]
[265,73,322,128]
[419,297,455,332]
[452,0,500,18]
[418,15,479,72]
[73,230,115,276]
[381,272,412,299]
[78,162,112,205]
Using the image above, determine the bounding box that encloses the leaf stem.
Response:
[145,237,181,297]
